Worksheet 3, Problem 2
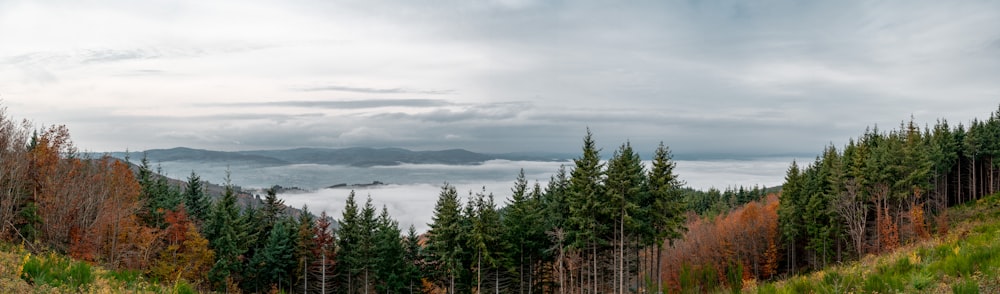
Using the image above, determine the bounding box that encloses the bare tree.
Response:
[835,179,868,258]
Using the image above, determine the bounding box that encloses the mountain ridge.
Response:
[108,146,571,167]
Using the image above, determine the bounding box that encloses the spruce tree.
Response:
[604,141,645,293]
[248,218,296,291]
[337,191,361,293]
[374,206,406,293]
[647,142,686,291]
[206,172,249,291]
[403,225,423,294]
[777,161,803,273]
[183,171,211,224]
[427,184,465,293]
[565,129,605,292]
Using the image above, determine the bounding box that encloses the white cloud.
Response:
[1,1,998,155]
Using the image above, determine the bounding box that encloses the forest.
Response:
[1,104,999,293]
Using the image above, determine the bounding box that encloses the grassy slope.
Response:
[747,193,1000,294]
[0,242,191,293]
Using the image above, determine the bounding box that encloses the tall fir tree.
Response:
[647,142,686,291]
[374,206,406,293]
[336,191,361,293]
[427,184,466,293]
[205,171,249,292]
[565,129,605,292]
[183,171,211,224]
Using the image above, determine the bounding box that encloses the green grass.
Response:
[20,252,95,289]
[0,241,200,293]
[753,192,1000,293]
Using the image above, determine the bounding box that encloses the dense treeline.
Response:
[419,130,688,293]
[778,106,1000,273]
[659,105,1000,292]
[4,104,1000,293]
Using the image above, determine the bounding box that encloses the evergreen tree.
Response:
[403,225,424,294]
[374,206,406,293]
[183,171,211,224]
[503,169,543,293]
[647,142,686,291]
[337,191,361,293]
[248,218,297,292]
[565,129,605,292]
[468,188,505,293]
[294,206,317,293]
[136,155,182,228]
[778,161,803,273]
[357,195,378,293]
[426,184,466,293]
[604,141,644,293]
[205,172,249,291]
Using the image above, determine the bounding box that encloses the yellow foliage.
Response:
[953,246,961,256]
[17,252,30,278]
[909,251,921,265]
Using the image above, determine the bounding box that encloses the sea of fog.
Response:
[154,158,795,232]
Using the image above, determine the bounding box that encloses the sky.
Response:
[2,0,999,157]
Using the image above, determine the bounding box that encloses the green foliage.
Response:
[953,279,979,294]
[725,262,743,294]
[565,128,606,250]
[204,171,249,291]
[136,154,183,228]
[183,171,211,223]
[20,252,94,289]
[426,184,468,292]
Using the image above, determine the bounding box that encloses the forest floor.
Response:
[750,192,1000,294]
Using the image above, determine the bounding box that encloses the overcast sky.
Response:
[2,0,998,157]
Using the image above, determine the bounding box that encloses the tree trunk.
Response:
[619,213,625,294]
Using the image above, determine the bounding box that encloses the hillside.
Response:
[108,147,570,167]
[750,192,1000,293]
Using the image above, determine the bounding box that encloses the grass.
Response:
[0,242,189,293]
[748,193,1000,293]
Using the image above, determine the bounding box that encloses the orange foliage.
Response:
[878,208,900,253]
[910,205,930,241]
[661,194,781,289]
[25,125,159,270]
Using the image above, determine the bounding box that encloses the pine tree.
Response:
[248,218,296,292]
[427,184,465,293]
[358,195,378,293]
[647,142,686,292]
[337,191,361,293]
[205,171,249,292]
[403,225,423,294]
[777,161,803,273]
[565,129,605,293]
[503,169,541,293]
[374,206,406,293]
[604,141,644,294]
[136,155,181,228]
[294,206,317,293]
[183,171,211,224]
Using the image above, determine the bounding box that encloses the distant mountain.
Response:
[109,147,571,167]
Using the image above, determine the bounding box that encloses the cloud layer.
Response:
[1,1,998,156]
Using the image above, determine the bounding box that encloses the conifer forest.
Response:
[2,104,1000,293]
